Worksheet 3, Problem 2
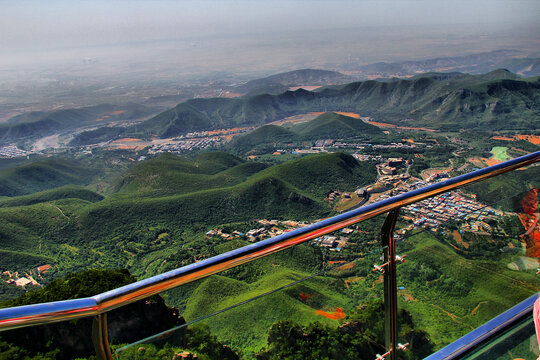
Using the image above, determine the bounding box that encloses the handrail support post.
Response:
[381,208,400,360]
[92,313,112,360]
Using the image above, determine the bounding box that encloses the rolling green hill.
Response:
[107,152,366,237]
[0,201,75,252]
[78,173,328,242]
[228,112,383,154]
[253,152,376,198]
[112,151,374,201]
[0,159,96,197]
[182,267,346,353]
[113,152,267,196]
[291,112,382,139]
[398,231,538,346]
[0,185,103,208]
[0,152,375,272]
[228,125,297,153]
[133,101,216,138]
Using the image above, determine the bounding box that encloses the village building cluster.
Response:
[282,140,424,156]
[148,137,222,154]
[206,218,357,252]
[206,219,310,243]
[311,229,352,250]
[383,180,503,234]
[0,145,27,158]
[327,155,504,239]
[1,265,53,288]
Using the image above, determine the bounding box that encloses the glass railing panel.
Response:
[113,221,393,359]
[395,164,540,351]
[462,314,537,360]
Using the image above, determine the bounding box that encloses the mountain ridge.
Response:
[233,68,353,95]
[131,70,540,137]
[57,69,540,146]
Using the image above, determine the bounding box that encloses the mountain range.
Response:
[4,68,538,146]
[350,49,540,78]
[88,69,539,142]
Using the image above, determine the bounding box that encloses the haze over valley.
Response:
[0,1,539,359]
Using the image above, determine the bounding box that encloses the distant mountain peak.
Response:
[234,69,353,95]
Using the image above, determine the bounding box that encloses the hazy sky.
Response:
[1,0,539,74]
[2,0,539,50]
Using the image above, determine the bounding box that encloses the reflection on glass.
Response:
[113,222,392,359]
[463,316,538,360]
[394,169,539,350]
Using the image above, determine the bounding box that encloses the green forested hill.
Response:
[228,125,297,154]
[78,152,375,241]
[0,152,376,275]
[78,175,327,242]
[227,112,383,154]
[291,112,382,139]
[0,159,96,197]
[112,152,264,196]
[112,151,374,199]
[132,101,217,138]
[0,185,103,208]
[253,152,376,198]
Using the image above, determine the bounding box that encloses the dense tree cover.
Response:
[228,112,383,155]
[0,186,103,208]
[291,112,382,139]
[0,151,377,291]
[114,325,239,360]
[228,125,298,154]
[256,300,433,360]
[0,159,96,197]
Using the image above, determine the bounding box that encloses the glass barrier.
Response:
[394,164,540,352]
[113,221,391,359]
[462,315,537,360]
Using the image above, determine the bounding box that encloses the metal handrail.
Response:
[0,150,539,332]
